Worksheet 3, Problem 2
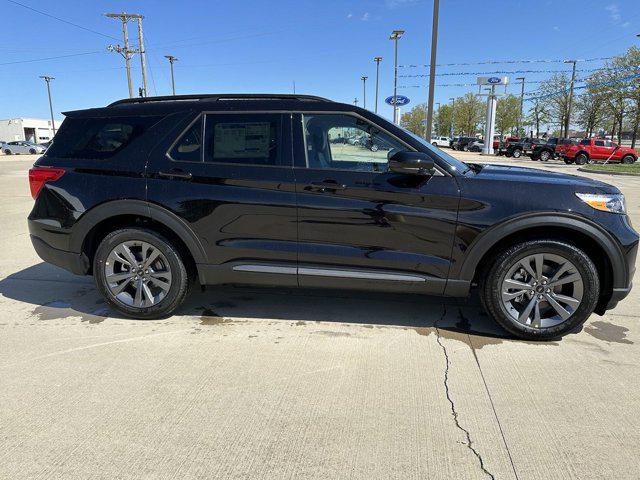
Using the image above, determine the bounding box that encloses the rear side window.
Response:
[45,115,161,159]
[580,139,590,145]
[203,113,282,166]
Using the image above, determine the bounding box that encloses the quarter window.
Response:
[204,114,282,166]
[302,114,406,172]
[169,117,203,162]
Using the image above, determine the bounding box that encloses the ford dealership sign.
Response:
[385,95,410,106]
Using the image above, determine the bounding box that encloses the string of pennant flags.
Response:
[398,67,619,78]
[523,73,640,102]
[398,57,612,68]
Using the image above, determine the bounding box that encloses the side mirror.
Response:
[389,151,435,176]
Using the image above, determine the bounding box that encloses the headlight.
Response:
[575,193,626,214]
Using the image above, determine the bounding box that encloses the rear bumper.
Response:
[30,235,88,275]
[605,284,633,310]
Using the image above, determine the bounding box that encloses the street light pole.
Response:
[564,59,577,137]
[424,0,440,142]
[373,57,382,114]
[389,30,405,124]
[361,76,368,110]
[135,15,148,97]
[516,76,525,136]
[39,75,56,136]
[164,55,178,95]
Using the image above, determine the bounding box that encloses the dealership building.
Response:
[0,118,61,143]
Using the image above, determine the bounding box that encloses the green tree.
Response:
[495,94,520,136]
[525,99,550,137]
[538,73,571,137]
[453,93,484,136]
[400,103,427,137]
[434,104,453,136]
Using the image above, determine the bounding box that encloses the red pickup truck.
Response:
[562,138,638,165]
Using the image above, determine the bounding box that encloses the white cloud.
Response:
[385,0,420,9]
[553,25,560,31]
[361,12,371,21]
[346,13,353,19]
[605,4,621,23]
[622,21,630,27]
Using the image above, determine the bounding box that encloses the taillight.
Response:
[28,167,65,199]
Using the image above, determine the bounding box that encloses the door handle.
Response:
[158,169,193,180]
[306,180,346,192]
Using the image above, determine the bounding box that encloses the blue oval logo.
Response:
[385,95,410,106]
[487,77,502,84]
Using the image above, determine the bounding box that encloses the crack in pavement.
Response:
[434,305,496,480]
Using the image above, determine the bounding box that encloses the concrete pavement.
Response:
[1,154,639,479]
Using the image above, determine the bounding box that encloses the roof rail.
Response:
[108,93,330,107]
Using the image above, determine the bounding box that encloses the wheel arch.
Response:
[456,214,627,312]
[70,200,207,280]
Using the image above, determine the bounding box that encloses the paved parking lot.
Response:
[1,153,639,479]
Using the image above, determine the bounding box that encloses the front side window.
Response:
[204,114,281,166]
[595,140,605,147]
[302,114,406,172]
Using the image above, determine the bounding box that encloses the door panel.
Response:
[292,113,459,294]
[146,112,298,286]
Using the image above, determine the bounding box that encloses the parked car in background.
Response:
[449,136,459,148]
[494,136,520,152]
[431,136,450,148]
[27,93,638,340]
[3,141,47,155]
[530,137,575,161]
[451,136,477,151]
[468,139,484,152]
[561,138,638,165]
[522,138,545,155]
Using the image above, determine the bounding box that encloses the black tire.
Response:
[505,152,512,158]
[481,240,599,340]
[563,157,574,165]
[29,148,36,154]
[621,154,636,164]
[512,148,522,158]
[432,142,438,146]
[4,149,11,155]
[539,150,551,162]
[93,228,190,319]
[575,153,589,165]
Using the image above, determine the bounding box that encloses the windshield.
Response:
[402,128,470,174]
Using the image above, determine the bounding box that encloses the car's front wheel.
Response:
[539,150,551,162]
[621,154,636,164]
[93,228,190,319]
[481,240,599,340]
[4,149,11,155]
[575,153,589,165]
[512,148,522,158]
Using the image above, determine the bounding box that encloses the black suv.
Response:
[28,94,637,340]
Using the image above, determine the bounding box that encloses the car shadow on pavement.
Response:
[0,262,512,340]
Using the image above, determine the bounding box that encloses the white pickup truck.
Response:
[430,136,450,148]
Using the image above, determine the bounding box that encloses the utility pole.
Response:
[354,98,359,106]
[424,0,440,142]
[136,15,148,97]
[361,76,368,110]
[449,97,455,138]
[373,57,382,114]
[39,75,56,136]
[516,76,525,136]
[389,30,405,124]
[105,13,145,98]
[564,59,577,138]
[164,55,178,95]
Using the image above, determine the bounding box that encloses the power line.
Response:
[0,51,102,66]
[399,68,606,78]
[4,0,118,40]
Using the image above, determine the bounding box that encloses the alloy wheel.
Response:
[501,253,584,328]
[104,240,172,308]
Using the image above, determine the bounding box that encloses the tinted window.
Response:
[595,140,605,146]
[204,114,281,166]
[169,117,202,162]
[46,116,161,159]
[580,139,590,145]
[302,114,406,172]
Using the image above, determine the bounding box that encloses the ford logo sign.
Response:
[385,95,410,106]
[487,77,502,84]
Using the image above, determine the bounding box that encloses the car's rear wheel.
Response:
[29,148,36,154]
[481,240,599,340]
[432,142,438,146]
[539,150,551,162]
[94,228,189,319]
[512,148,522,158]
[575,153,589,165]
[4,149,11,155]
[621,154,636,164]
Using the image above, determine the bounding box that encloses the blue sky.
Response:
[2,0,639,122]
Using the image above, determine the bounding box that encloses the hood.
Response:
[470,163,618,193]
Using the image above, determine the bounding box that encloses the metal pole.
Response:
[39,76,56,135]
[482,85,497,155]
[564,60,577,137]
[449,97,455,138]
[361,76,368,109]
[516,76,525,136]
[137,16,148,97]
[424,0,439,142]
[122,19,133,98]
[164,55,178,95]
[390,30,404,124]
[354,98,359,106]
[374,57,382,114]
